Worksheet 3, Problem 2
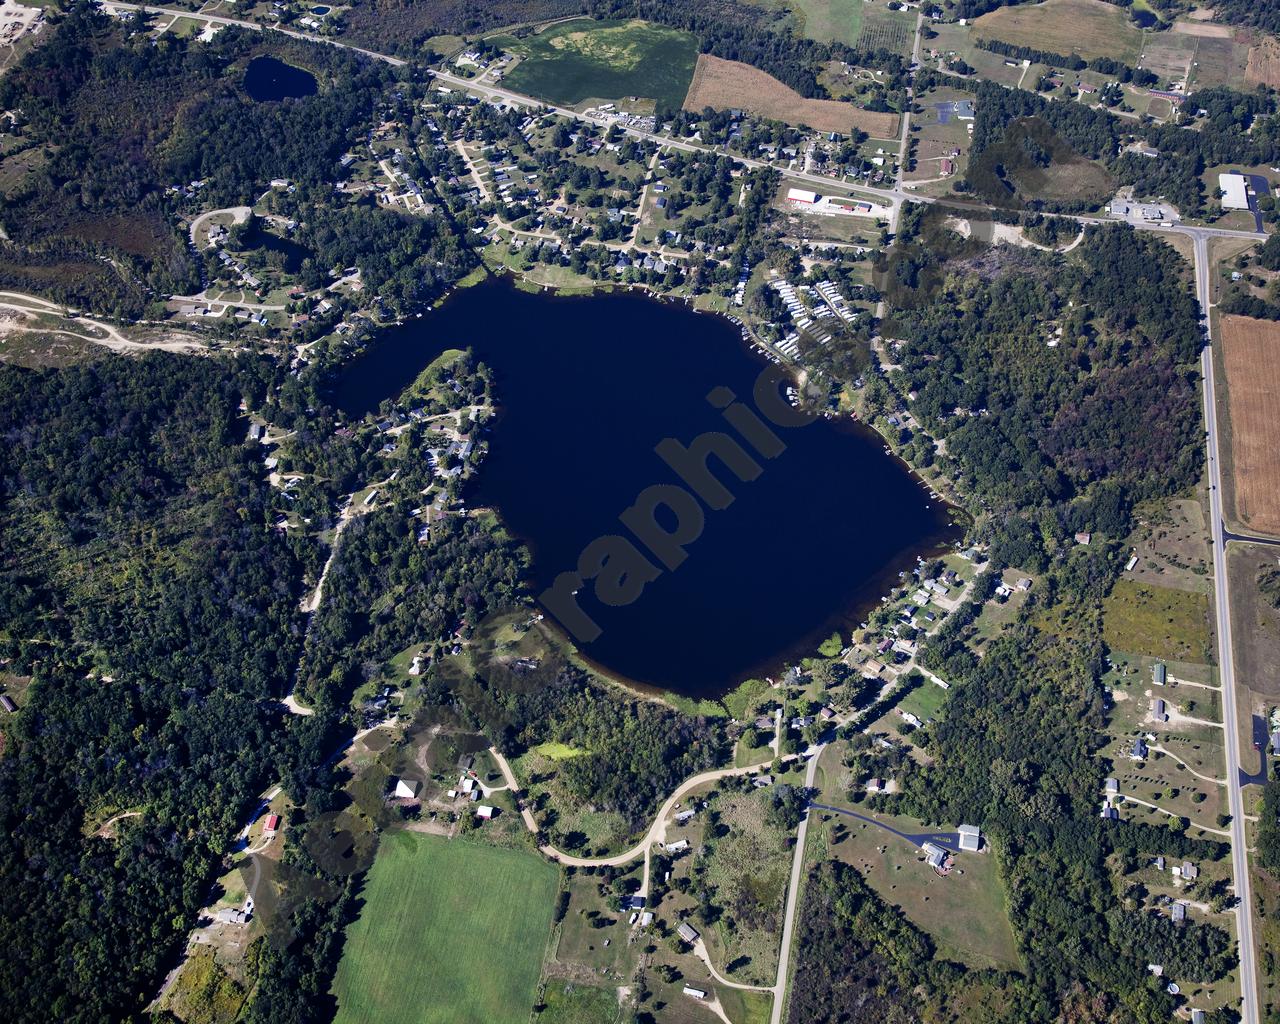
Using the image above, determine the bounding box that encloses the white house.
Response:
[392,777,419,799]
[475,805,496,820]
[957,824,981,852]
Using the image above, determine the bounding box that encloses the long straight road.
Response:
[1192,231,1260,1024]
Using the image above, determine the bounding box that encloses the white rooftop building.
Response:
[1219,172,1251,210]
[957,824,981,852]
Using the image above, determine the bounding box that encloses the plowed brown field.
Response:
[683,53,899,138]
[1221,314,1280,536]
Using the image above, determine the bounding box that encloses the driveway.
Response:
[809,802,963,851]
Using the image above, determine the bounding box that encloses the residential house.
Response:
[677,922,700,944]
[957,824,981,852]
[391,778,419,800]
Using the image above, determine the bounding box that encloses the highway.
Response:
[1192,230,1260,1024]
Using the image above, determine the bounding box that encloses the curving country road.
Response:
[487,745,791,868]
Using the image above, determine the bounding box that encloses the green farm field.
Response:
[792,0,863,47]
[972,0,1144,64]
[332,832,558,1024]
[498,19,698,108]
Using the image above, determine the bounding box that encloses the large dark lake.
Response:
[333,277,957,698]
[243,55,318,102]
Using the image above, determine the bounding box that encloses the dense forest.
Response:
[0,354,303,1022]
[340,0,587,52]
[341,0,894,97]
[0,3,397,314]
[886,218,1201,570]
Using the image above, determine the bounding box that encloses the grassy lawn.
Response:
[819,811,1020,969]
[497,19,699,108]
[1102,578,1213,663]
[972,0,1144,64]
[552,863,644,980]
[535,980,622,1024]
[332,832,557,1024]
[793,0,864,47]
[897,679,949,724]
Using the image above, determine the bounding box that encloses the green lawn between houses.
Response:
[332,831,558,1024]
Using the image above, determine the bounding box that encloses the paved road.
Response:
[97,4,1277,255]
[1225,527,1280,548]
[810,802,963,851]
[1193,230,1260,1024]
[771,747,821,1024]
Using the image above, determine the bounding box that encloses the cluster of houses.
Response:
[993,575,1033,601]
[766,274,859,359]
[583,103,659,136]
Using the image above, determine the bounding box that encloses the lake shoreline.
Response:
[332,275,961,700]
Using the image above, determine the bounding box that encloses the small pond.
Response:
[243,55,318,102]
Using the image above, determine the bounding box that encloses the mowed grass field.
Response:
[1220,317,1280,536]
[821,813,1020,970]
[1102,578,1212,663]
[973,0,1144,64]
[792,0,863,47]
[332,832,558,1024]
[499,19,698,108]
[684,53,899,137]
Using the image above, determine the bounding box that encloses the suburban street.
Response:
[1192,230,1260,1024]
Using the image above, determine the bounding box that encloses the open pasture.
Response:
[972,0,1144,64]
[332,832,557,1024]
